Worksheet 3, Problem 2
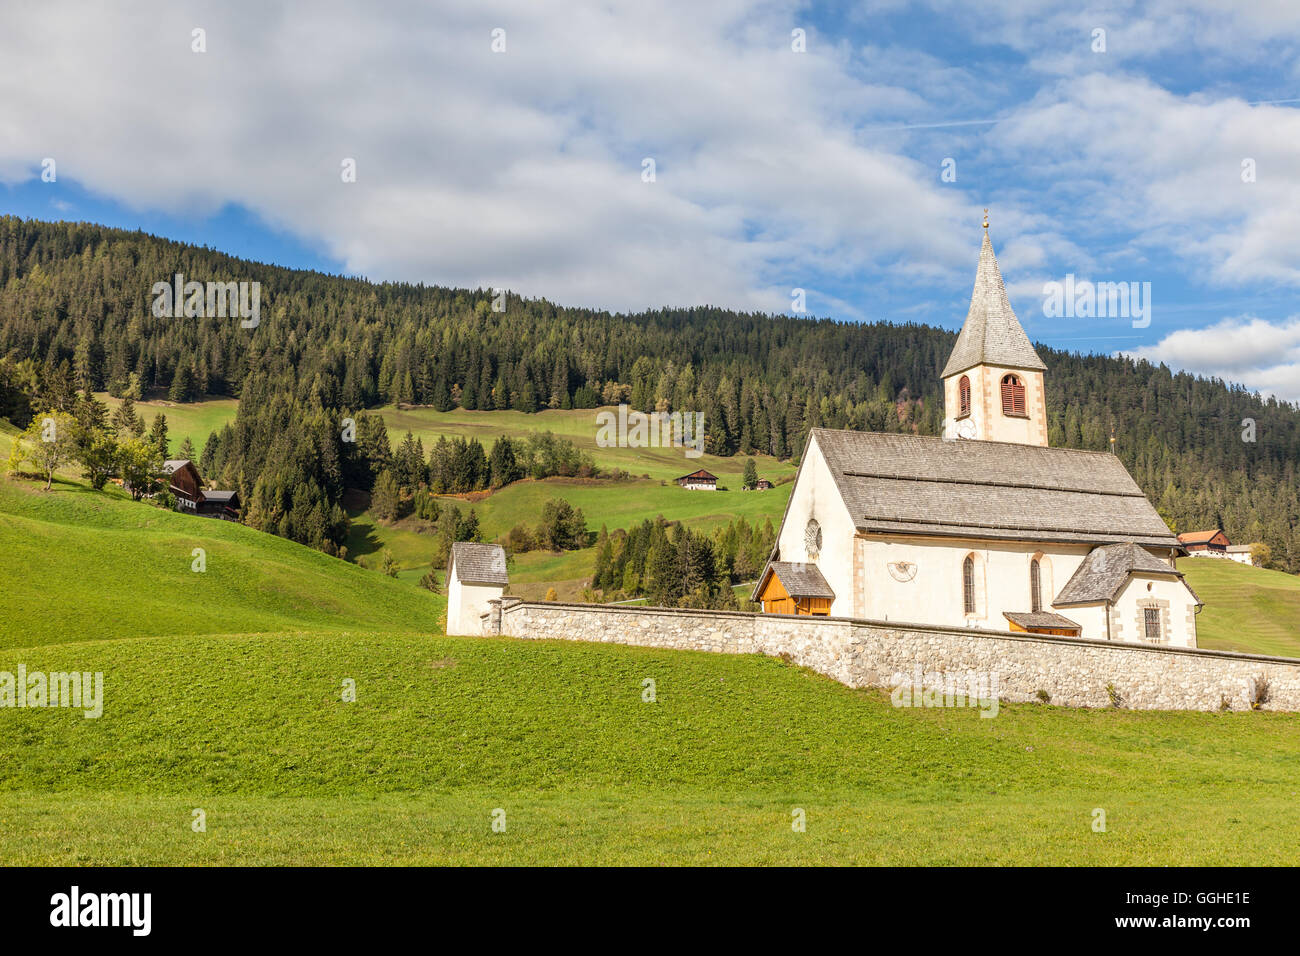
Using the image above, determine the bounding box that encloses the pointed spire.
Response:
[941,226,1046,378]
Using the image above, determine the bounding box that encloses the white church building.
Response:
[754,223,1202,648]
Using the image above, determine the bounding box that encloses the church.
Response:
[754,220,1203,647]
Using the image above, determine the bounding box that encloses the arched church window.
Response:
[962,555,976,614]
[1030,558,1042,613]
[1001,374,1026,416]
[958,375,971,417]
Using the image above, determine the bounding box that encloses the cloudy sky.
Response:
[2,0,1299,401]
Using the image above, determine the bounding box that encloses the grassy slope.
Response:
[2,631,1297,865]
[358,404,795,581]
[0,479,442,649]
[1182,558,1300,658]
[95,393,238,462]
[1,468,1299,864]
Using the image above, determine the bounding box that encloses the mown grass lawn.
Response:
[1182,558,1300,658]
[2,631,1297,865]
[0,479,442,649]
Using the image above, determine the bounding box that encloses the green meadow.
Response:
[1181,558,1300,658]
[1,469,1299,864]
[95,393,238,461]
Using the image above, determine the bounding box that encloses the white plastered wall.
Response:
[1110,574,1200,648]
[854,535,1094,633]
[943,364,1048,446]
[776,433,858,616]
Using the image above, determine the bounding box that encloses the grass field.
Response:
[2,467,1299,864]
[0,478,441,649]
[3,629,1298,865]
[1181,558,1300,658]
[375,403,796,485]
[95,393,238,461]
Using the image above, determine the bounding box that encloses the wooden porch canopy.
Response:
[753,561,834,616]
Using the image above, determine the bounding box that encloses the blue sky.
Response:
[2,0,1299,400]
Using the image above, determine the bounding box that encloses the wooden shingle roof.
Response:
[1003,610,1081,632]
[448,542,508,586]
[1053,542,1196,606]
[942,230,1046,377]
[751,561,835,602]
[810,428,1180,548]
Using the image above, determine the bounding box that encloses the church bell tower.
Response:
[942,212,1049,447]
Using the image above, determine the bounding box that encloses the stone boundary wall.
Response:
[484,599,1300,712]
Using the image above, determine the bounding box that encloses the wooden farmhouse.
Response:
[1178,529,1258,566]
[675,469,718,491]
[162,459,241,520]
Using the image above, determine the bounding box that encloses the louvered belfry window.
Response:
[1001,374,1026,416]
[1030,559,1042,613]
[962,556,976,614]
[958,375,971,417]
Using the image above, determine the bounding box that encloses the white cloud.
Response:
[1123,315,1300,404]
[991,72,1300,287]
[2,0,1299,353]
[0,0,977,313]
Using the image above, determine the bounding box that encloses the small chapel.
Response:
[754,218,1203,647]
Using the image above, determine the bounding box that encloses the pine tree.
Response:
[371,469,401,522]
[147,413,169,459]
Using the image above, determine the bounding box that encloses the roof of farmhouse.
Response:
[1177,529,1225,544]
[942,230,1047,378]
[809,428,1181,549]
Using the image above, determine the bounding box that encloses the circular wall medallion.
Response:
[804,518,822,558]
[957,418,977,440]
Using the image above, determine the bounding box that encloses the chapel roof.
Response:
[1053,541,1199,606]
[809,428,1181,549]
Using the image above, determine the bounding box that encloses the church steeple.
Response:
[943,221,1049,447]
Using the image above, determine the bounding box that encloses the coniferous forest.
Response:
[1,215,1297,571]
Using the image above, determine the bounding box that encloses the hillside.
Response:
[2,467,1299,864]
[1182,558,1300,658]
[89,393,792,589]
[0,476,442,649]
[3,216,1299,571]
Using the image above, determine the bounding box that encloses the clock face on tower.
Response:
[957,418,977,440]
[804,518,822,558]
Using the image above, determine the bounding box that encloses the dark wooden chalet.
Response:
[162,459,241,521]
[1176,529,1230,555]
[675,468,718,490]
